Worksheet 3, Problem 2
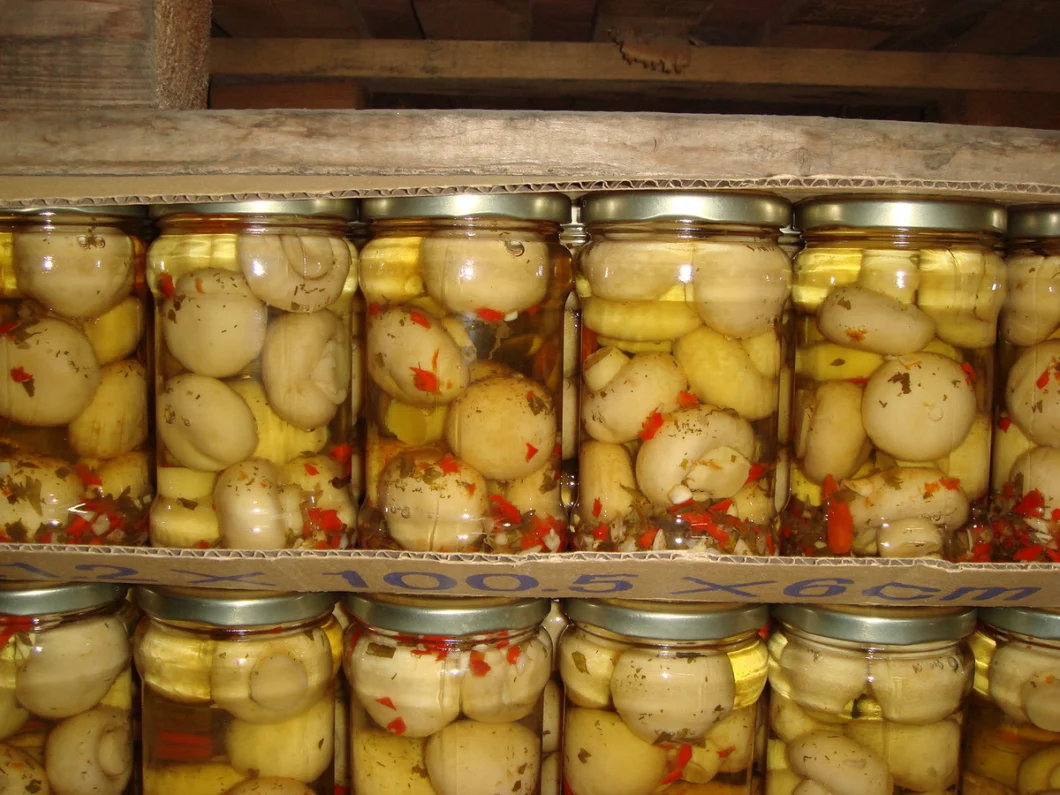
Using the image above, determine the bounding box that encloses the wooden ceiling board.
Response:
[767,24,891,48]
[530,0,597,41]
[792,0,944,29]
[412,0,533,40]
[349,0,423,38]
[592,0,713,41]
[949,0,1060,54]
[212,0,366,37]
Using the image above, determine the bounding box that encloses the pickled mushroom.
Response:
[785,731,892,795]
[0,743,47,794]
[796,344,883,382]
[691,241,790,339]
[420,235,549,314]
[149,497,220,548]
[238,233,353,313]
[1007,341,1060,447]
[424,719,540,795]
[141,762,245,795]
[0,686,28,742]
[44,706,132,795]
[1017,745,1060,795]
[223,780,314,795]
[134,622,214,704]
[352,729,435,795]
[917,248,1006,349]
[937,413,991,501]
[0,453,83,538]
[226,692,333,782]
[68,360,147,459]
[461,637,550,724]
[227,380,328,466]
[210,630,333,724]
[874,518,946,558]
[1002,254,1060,347]
[857,249,919,304]
[581,240,690,302]
[843,467,970,532]
[704,705,756,773]
[869,651,969,723]
[157,374,258,471]
[542,679,561,753]
[792,248,861,314]
[82,296,144,366]
[992,417,1036,493]
[161,269,267,378]
[1008,447,1060,519]
[581,296,702,342]
[213,458,296,549]
[674,326,778,421]
[14,228,134,318]
[582,350,685,443]
[563,707,668,795]
[358,236,425,304]
[281,454,355,531]
[378,395,448,446]
[95,451,151,502]
[989,642,1060,726]
[770,693,829,744]
[817,285,935,356]
[777,640,867,715]
[502,464,563,521]
[558,627,621,709]
[0,317,101,427]
[795,381,869,484]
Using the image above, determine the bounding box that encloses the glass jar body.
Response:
[134,611,343,795]
[147,213,359,550]
[573,220,791,554]
[344,619,554,795]
[357,217,571,553]
[993,235,1060,561]
[766,622,973,794]
[783,227,1003,560]
[558,620,768,795]
[0,210,151,545]
[0,600,135,794]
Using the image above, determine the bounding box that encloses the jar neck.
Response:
[1,600,124,634]
[802,227,1001,250]
[781,622,964,655]
[358,620,540,649]
[148,612,330,639]
[156,214,348,236]
[586,219,780,242]
[0,213,141,234]
[575,621,759,652]
[989,626,1060,653]
[1007,237,1060,256]
[370,217,561,239]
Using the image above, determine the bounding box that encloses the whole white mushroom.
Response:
[770,692,829,744]
[691,240,791,338]
[352,729,436,795]
[227,379,328,466]
[44,706,132,795]
[161,269,267,378]
[141,761,244,795]
[149,496,221,548]
[563,707,668,795]
[989,641,1060,727]
[674,326,779,421]
[460,635,551,724]
[224,779,314,795]
[238,232,353,313]
[874,518,946,558]
[0,686,28,742]
[1007,341,1060,447]
[424,719,540,795]
[558,627,621,709]
[134,622,214,704]
[157,374,258,471]
[213,458,297,549]
[581,295,702,342]
[0,453,83,539]
[992,416,1036,493]
[845,719,960,792]
[857,249,919,304]
[917,248,1006,349]
[786,731,892,795]
[795,380,869,484]
[1016,742,1060,795]
[0,743,47,793]
[817,285,935,355]
[281,454,356,529]
[869,650,970,723]
[1002,254,1060,346]
[358,236,425,304]
[581,239,692,302]
[420,234,549,314]
[577,441,638,528]
[1009,447,1060,520]
[68,360,148,459]
[261,311,350,430]
[0,318,101,426]
[844,467,970,532]
[82,296,145,366]
[226,691,333,782]
[581,350,685,444]
[776,639,867,715]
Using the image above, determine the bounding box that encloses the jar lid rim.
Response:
[150,199,357,219]
[344,594,550,635]
[136,586,336,627]
[3,204,146,219]
[794,195,1005,233]
[361,193,571,223]
[0,583,126,616]
[772,604,977,644]
[581,190,791,227]
[979,606,1060,638]
[1008,205,1060,239]
[563,599,768,641]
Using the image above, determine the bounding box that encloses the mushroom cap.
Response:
[770,692,830,744]
[844,467,970,531]
[420,235,550,315]
[460,634,551,723]
[95,451,152,501]
[868,651,970,724]
[938,412,991,502]
[0,453,83,536]
[226,690,333,782]
[0,686,29,742]
[162,269,267,378]
[16,616,129,719]
[582,351,685,444]
[674,325,778,421]
[1011,446,1060,516]
[261,310,350,430]
[238,233,353,313]
[704,704,757,774]
[857,249,919,304]
[502,463,563,521]
[581,239,692,301]
[282,454,355,522]
[445,376,556,481]
[223,779,315,795]
[83,296,145,366]
[213,458,293,549]
[1017,744,1060,795]
[862,353,977,461]
[558,627,621,709]
[359,236,426,303]
[796,380,869,484]
[378,447,488,551]
[792,248,862,314]
[141,762,245,795]
[424,719,541,795]
[350,635,462,738]
[988,641,1060,726]
[211,629,334,724]
[776,638,867,715]
[577,441,637,527]
[797,343,884,382]
[14,228,134,318]
[611,648,736,745]
[0,742,47,793]
[352,729,436,795]
[874,518,946,558]
[691,241,791,339]
[581,296,702,342]
[917,248,1005,322]
[68,359,148,459]
[149,497,221,548]
[227,379,328,466]
[542,678,561,753]
[563,707,669,795]
[378,396,448,446]
[44,706,132,795]
[0,318,101,426]
[366,305,470,407]
[1007,341,1060,447]
[1002,254,1060,346]
[844,719,960,792]
[817,285,935,355]
[786,731,893,795]
[134,621,214,704]
[158,374,259,471]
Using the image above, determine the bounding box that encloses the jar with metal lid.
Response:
[767,604,976,795]
[0,582,135,795]
[147,200,360,550]
[559,600,768,795]
[0,205,152,545]
[782,196,1006,560]
[559,204,589,512]
[133,587,342,795]
[343,595,554,795]
[573,191,792,554]
[964,607,1060,794]
[357,194,572,554]
[993,206,1060,562]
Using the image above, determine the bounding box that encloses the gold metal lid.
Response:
[794,195,1005,233]
[1008,205,1060,239]
[564,599,767,641]
[0,583,126,617]
[773,604,976,644]
[136,587,336,627]
[345,594,550,635]
[581,191,791,227]
[361,193,571,223]
[5,205,146,219]
[149,199,357,219]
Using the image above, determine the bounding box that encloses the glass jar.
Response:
[134,587,342,795]
[767,605,975,795]
[993,206,1060,561]
[147,200,360,550]
[559,599,768,795]
[357,194,572,553]
[573,191,792,554]
[964,607,1060,794]
[0,582,135,795]
[343,595,554,795]
[783,197,1006,560]
[0,206,152,545]
[559,205,588,511]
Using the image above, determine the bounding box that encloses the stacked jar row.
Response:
[11,583,1060,794]
[3,196,1060,561]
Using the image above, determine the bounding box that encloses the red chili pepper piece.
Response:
[999,417,1013,431]
[939,477,961,491]
[470,650,492,676]
[592,498,602,518]
[745,463,768,485]
[506,645,521,665]
[9,367,31,383]
[677,391,699,408]
[386,717,407,736]
[437,454,460,474]
[369,302,382,316]
[303,462,319,476]
[636,527,659,549]
[159,273,175,298]
[1014,544,1044,561]
[74,463,102,487]
[1014,489,1046,517]
[475,307,505,322]
[592,523,610,541]
[960,362,977,385]
[489,495,522,525]
[639,411,664,441]
[0,320,20,336]
[410,367,439,393]
[409,310,431,328]
[581,326,598,360]
[308,508,344,533]
[846,377,870,385]
[822,474,854,555]
[193,276,205,294]
[659,743,694,785]
[0,616,36,648]
[1038,368,1053,390]
[525,443,539,462]
[717,745,736,758]
[375,696,396,710]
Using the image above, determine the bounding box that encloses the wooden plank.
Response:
[593,0,707,41]
[212,0,367,37]
[766,23,890,49]
[960,90,1060,129]
[209,38,1060,94]
[531,0,597,42]
[210,80,368,109]
[412,0,532,40]
[351,0,423,38]
[0,0,210,109]
[949,0,1060,54]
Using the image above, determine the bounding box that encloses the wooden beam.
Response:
[212,0,367,38]
[412,0,532,40]
[210,80,368,109]
[949,0,1060,54]
[766,24,891,50]
[0,0,211,109]
[531,0,597,42]
[350,0,423,38]
[210,38,1060,94]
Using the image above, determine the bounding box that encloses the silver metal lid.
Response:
[773,605,976,645]
[1008,206,1060,239]
[794,196,1006,233]
[4,205,146,219]
[0,583,126,617]
[564,599,768,641]
[345,594,550,635]
[150,199,357,220]
[581,191,791,227]
[980,607,1060,640]
[361,193,571,223]
[136,587,336,627]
